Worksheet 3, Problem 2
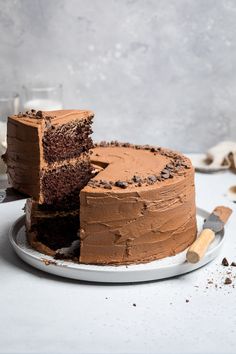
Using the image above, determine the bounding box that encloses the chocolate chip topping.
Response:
[115,180,128,189]
[104,184,112,189]
[36,110,43,118]
[148,175,157,183]
[132,175,142,183]
[161,169,170,179]
[89,141,192,189]
[15,110,57,121]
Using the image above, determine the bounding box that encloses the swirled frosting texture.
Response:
[80,145,197,264]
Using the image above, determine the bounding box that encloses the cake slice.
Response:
[4,110,94,206]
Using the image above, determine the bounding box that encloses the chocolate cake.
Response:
[3,109,197,265]
[25,142,197,265]
[4,110,94,206]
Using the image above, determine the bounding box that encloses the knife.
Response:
[187,206,232,263]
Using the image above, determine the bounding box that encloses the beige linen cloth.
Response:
[191,141,236,173]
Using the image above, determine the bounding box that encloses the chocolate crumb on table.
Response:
[222,257,229,266]
[224,278,232,285]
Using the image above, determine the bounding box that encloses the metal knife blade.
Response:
[203,206,232,233]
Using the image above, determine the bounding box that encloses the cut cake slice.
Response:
[4,109,94,206]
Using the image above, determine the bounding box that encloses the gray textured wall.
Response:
[1,0,236,152]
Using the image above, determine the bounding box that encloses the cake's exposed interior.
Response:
[26,199,80,256]
[34,216,79,250]
[41,157,93,207]
[42,117,93,163]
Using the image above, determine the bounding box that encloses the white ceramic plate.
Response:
[9,208,225,283]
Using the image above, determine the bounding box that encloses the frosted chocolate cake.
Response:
[4,110,93,207]
[3,109,197,265]
[24,142,197,265]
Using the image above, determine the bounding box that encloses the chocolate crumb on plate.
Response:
[186,299,189,303]
[231,262,236,267]
[133,303,136,307]
[41,258,57,266]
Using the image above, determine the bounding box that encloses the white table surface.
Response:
[0,171,236,354]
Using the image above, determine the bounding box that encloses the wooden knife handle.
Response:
[186,229,215,263]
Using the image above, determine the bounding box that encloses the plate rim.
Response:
[8,210,225,282]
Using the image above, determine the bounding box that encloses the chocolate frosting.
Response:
[80,144,197,264]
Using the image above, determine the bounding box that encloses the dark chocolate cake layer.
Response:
[26,199,80,256]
